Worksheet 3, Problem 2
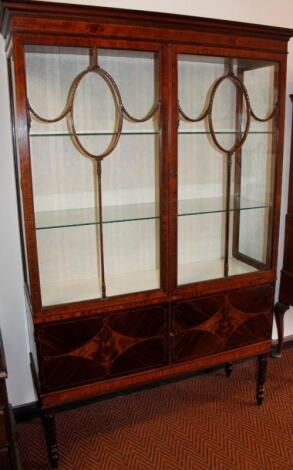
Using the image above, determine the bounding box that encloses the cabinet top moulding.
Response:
[0,1,292,52]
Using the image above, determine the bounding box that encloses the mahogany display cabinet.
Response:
[275,94,293,356]
[1,1,292,467]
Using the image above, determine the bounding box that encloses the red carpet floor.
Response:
[18,350,293,469]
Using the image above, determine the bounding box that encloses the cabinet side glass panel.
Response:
[177,54,277,285]
[236,62,277,266]
[25,46,160,306]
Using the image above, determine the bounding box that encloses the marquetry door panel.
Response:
[172,285,274,363]
[36,305,168,392]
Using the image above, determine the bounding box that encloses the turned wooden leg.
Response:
[41,411,59,468]
[256,354,268,406]
[273,302,289,358]
[225,362,233,378]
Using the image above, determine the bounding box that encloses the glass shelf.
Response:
[178,196,270,217]
[35,196,270,230]
[29,130,273,137]
[178,130,273,135]
[35,203,160,230]
[30,130,160,137]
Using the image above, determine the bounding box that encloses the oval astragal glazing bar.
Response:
[67,65,124,161]
[208,74,251,155]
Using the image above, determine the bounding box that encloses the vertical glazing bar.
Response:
[226,57,233,75]
[232,67,244,258]
[90,47,98,68]
[97,160,106,298]
[224,153,232,277]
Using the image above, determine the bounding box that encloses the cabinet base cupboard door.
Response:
[1,2,292,467]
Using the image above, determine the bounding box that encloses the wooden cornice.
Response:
[1,1,293,42]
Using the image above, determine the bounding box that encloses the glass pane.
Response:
[25,45,160,306]
[237,127,274,265]
[178,131,225,284]
[236,61,276,267]
[177,54,277,285]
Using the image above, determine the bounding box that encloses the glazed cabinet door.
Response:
[21,42,167,309]
[176,52,278,286]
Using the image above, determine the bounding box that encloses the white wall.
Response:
[0,0,292,406]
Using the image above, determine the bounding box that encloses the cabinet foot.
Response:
[256,354,268,406]
[41,412,59,468]
[273,302,289,357]
[225,362,233,377]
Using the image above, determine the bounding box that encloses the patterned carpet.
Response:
[18,350,293,470]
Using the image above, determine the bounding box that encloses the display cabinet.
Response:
[1,2,292,467]
[275,94,293,356]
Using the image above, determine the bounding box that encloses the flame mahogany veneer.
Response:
[36,285,273,393]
